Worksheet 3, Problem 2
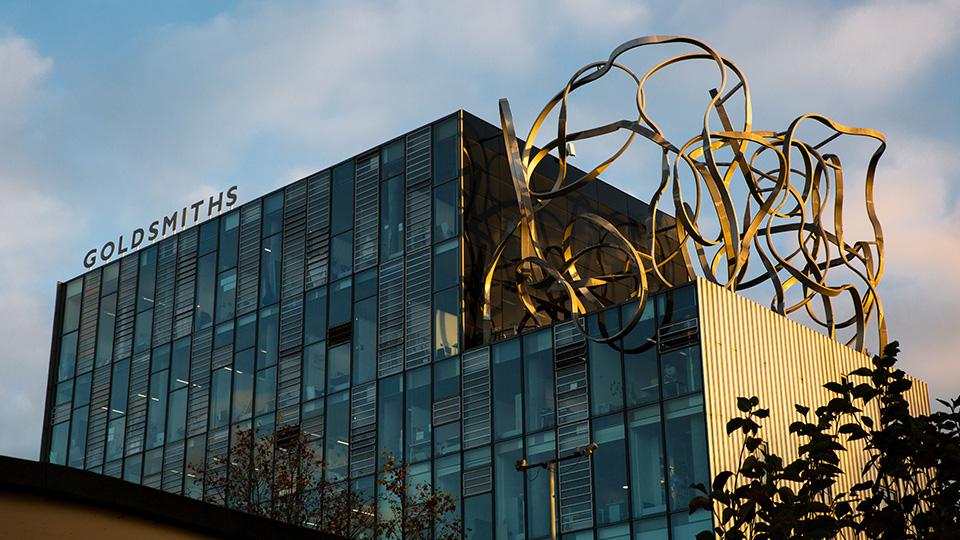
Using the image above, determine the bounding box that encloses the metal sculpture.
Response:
[483,35,887,353]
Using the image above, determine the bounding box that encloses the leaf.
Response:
[737,397,753,413]
[754,408,770,419]
[688,495,711,514]
[824,381,845,394]
[713,470,734,491]
[727,417,745,435]
[795,404,810,416]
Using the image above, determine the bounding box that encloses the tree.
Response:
[194,426,463,539]
[689,342,960,539]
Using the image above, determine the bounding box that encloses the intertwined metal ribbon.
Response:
[483,35,886,353]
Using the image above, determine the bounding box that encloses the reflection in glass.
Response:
[380,174,404,261]
[134,309,153,354]
[464,494,493,540]
[166,387,188,443]
[353,296,376,385]
[433,356,460,401]
[433,239,459,290]
[594,413,629,524]
[433,180,459,242]
[664,394,709,512]
[68,406,88,469]
[405,366,431,463]
[137,246,157,312]
[304,286,327,345]
[210,367,231,429]
[523,329,555,433]
[254,366,277,416]
[492,339,522,440]
[146,371,168,449]
[329,278,352,327]
[218,211,240,271]
[96,293,117,367]
[325,391,350,481]
[660,345,702,398]
[109,359,130,418]
[433,117,458,184]
[216,269,237,324]
[257,305,279,369]
[525,430,556,538]
[433,287,459,360]
[58,331,78,382]
[62,278,83,333]
[262,191,284,237]
[495,438,525,539]
[302,342,326,401]
[377,374,403,460]
[331,161,355,235]
[232,349,254,423]
[623,301,659,407]
[629,405,666,518]
[327,343,350,394]
[259,233,282,307]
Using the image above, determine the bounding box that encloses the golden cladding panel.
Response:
[696,278,930,495]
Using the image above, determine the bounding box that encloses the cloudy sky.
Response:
[1,0,959,459]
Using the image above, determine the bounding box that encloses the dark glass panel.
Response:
[106,417,125,461]
[146,371,168,449]
[598,523,631,540]
[433,179,459,242]
[433,356,460,401]
[664,394,709,513]
[405,366,431,463]
[352,297,376,385]
[184,435,206,499]
[101,262,120,295]
[210,367,231,429]
[379,174,404,261]
[634,516,669,540]
[302,342,326,401]
[58,331,77,382]
[433,287,460,360]
[143,447,163,478]
[123,453,141,484]
[656,284,697,324]
[62,278,83,334]
[68,406,88,468]
[594,413,629,525]
[670,510,712,539]
[215,270,237,324]
[169,337,191,391]
[660,345,702,399]
[214,321,234,349]
[464,494,493,540]
[354,268,377,300]
[218,210,240,271]
[134,309,153,354]
[257,304,279,369]
[49,422,68,465]
[255,412,275,438]
[590,340,624,416]
[330,230,353,282]
[525,430,557,538]
[262,191,284,237]
[259,233,282,307]
[492,338,522,440]
[232,349,254,423]
[623,301,659,407]
[433,117,458,184]
[433,239,459,290]
[434,421,460,457]
[329,278,352,326]
[382,139,404,179]
[434,454,461,522]
[331,161,355,235]
[325,390,350,481]
[166,387,188,443]
[198,218,219,256]
[137,246,157,313]
[303,286,327,345]
[73,372,91,408]
[151,343,170,373]
[629,405,666,518]
[235,313,256,352]
[326,343,350,394]
[378,374,403,461]
[109,359,130,418]
[254,366,277,416]
[494,437,525,539]
[55,380,71,405]
[195,252,217,330]
[464,445,491,469]
[95,293,117,368]
[523,329,555,433]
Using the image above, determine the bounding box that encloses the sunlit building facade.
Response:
[41,111,928,539]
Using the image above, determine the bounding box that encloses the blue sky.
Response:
[1,0,959,459]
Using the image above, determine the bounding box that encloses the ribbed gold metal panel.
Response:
[697,278,930,498]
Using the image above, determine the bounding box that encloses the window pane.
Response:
[302,342,326,401]
[464,494,493,540]
[124,453,141,484]
[330,230,353,282]
[382,139,404,179]
[331,161,354,235]
[380,175,404,261]
[433,239,459,291]
[433,180,459,242]
[74,372,92,408]
[134,309,153,354]
[106,417,125,461]
[634,516,668,540]
[96,294,117,368]
[194,252,217,330]
[215,270,237,324]
[664,394,709,513]
[62,278,83,334]
[257,305,279,369]
[433,356,460,401]
[101,263,119,295]
[262,191,284,237]
[170,337,191,391]
[326,343,350,394]
[433,117,458,184]
[629,405,666,518]
[199,218,219,256]
[495,438,525,540]
[670,510,712,539]
[329,278,352,327]
[492,339,522,440]
[594,413,629,525]
[623,301,658,407]
[259,233,282,306]
[354,268,377,300]
[434,421,460,457]
[590,339,624,416]
[68,406,88,468]
[214,321,234,349]
[325,390,350,481]
[523,329,555,433]
[599,524,631,540]
[378,374,403,460]
[58,331,78,382]
[210,367,231,429]
[304,286,327,345]
[146,371,168,449]
[184,435,206,499]
[166,387,188,443]
[49,422,68,465]
[657,284,697,324]
[352,296,376,385]
[405,366,431,463]
[137,246,157,312]
[254,366,277,416]
[218,211,240,271]
[661,345,702,399]
[525,430,556,538]
[433,287,459,360]
[232,349,254,423]
[55,380,71,405]
[109,359,130,418]
[435,454,461,523]
[235,313,256,351]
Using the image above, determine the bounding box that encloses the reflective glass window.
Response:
[670,510,712,539]
[382,139,404,179]
[329,278,352,327]
[464,494,493,540]
[629,405,666,517]
[259,233,282,306]
[68,406,88,469]
[210,367,231,429]
[378,374,403,460]
[146,371,168,449]
[433,239,459,290]
[352,297,376,385]
[433,117,458,184]
[433,287,459,360]
[433,356,460,401]
[257,304,279,369]
[199,218,219,256]
[590,340,624,416]
[664,394,709,512]
[380,174,404,261]
[523,329,555,433]
[109,359,130,418]
[634,516,668,540]
[151,343,170,373]
[354,268,377,300]
[62,278,83,334]
[169,337,191,391]
[434,421,460,457]
[106,417,125,461]
[405,366,431,463]
[166,387,188,443]
[134,309,153,354]
[215,270,237,324]
[331,161,355,235]
[218,211,240,271]
[58,331,77,382]
[96,293,117,368]
[594,413,629,524]
[661,345,702,398]
[254,366,277,416]
[101,263,119,296]
[304,286,327,345]
[598,524,631,540]
[232,349,254,423]
[325,390,350,481]
[49,422,68,465]
[123,453,141,484]
[235,313,256,351]
[326,343,350,394]
[195,252,217,330]
[214,321,234,349]
[302,342,326,401]
[184,435,206,499]
[495,438,525,539]
[262,191,284,237]
[433,180,459,242]
[55,380,71,405]
[137,246,157,312]
[74,372,91,408]
[623,301,659,407]
[493,339,522,440]
[656,284,697,324]
[143,447,163,478]
[525,430,556,538]
[434,454,461,519]
[330,231,353,282]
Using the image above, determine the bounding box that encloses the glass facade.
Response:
[43,111,709,539]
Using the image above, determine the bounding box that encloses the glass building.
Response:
[41,111,927,539]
